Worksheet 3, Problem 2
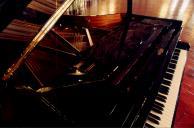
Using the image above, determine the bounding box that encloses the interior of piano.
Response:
[0,0,187,127]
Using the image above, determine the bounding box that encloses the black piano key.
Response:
[147,116,160,125]
[168,63,176,69]
[157,93,167,100]
[145,123,155,128]
[162,79,171,86]
[154,101,165,108]
[161,85,170,91]
[174,49,181,53]
[149,113,161,120]
[153,104,164,111]
[158,90,168,96]
[173,52,180,56]
[174,49,180,52]
[152,107,163,114]
[173,53,180,58]
[170,59,177,64]
[166,68,175,73]
[159,86,169,95]
[156,96,166,102]
[164,72,173,80]
[161,83,170,88]
[172,55,179,60]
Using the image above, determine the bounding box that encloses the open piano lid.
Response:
[0,0,32,32]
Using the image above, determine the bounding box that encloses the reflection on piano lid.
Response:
[28,0,127,16]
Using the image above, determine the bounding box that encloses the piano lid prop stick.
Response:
[2,0,75,81]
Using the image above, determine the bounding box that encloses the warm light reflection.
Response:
[64,0,127,16]
[98,0,108,15]
[187,11,194,42]
[177,0,190,19]
[168,0,179,18]
[159,0,171,18]
[55,0,58,9]
[28,0,127,16]
[188,11,194,26]
[109,0,116,14]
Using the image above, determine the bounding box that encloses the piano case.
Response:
[0,0,190,127]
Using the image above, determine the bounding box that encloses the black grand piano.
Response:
[0,0,190,127]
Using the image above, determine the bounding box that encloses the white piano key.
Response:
[163,77,172,81]
[146,120,158,128]
[169,62,177,65]
[158,49,187,127]
[161,83,170,88]
[170,59,178,63]
[166,71,174,75]
[146,49,187,127]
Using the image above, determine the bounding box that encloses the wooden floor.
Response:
[132,0,194,127]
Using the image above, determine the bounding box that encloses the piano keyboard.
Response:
[144,47,188,128]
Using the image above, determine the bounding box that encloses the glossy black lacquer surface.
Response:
[0,0,190,127]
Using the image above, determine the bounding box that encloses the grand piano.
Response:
[0,0,190,127]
